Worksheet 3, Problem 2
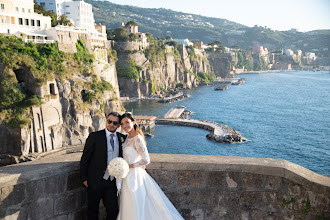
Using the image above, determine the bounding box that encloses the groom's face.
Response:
[106,115,120,133]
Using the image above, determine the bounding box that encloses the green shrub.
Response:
[116,58,141,79]
[175,82,186,88]
[196,72,216,84]
[73,39,94,68]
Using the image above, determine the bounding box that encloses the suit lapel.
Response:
[117,132,126,158]
[100,129,107,162]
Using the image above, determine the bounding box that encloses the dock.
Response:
[134,116,157,132]
[156,118,245,143]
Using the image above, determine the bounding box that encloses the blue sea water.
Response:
[123,71,330,176]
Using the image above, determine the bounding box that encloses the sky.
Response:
[106,0,330,32]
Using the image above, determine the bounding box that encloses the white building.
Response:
[35,0,95,32]
[285,49,294,56]
[0,0,54,43]
[305,52,316,60]
[172,38,193,46]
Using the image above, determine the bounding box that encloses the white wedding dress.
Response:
[117,135,184,220]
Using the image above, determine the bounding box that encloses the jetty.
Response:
[159,91,186,103]
[156,118,245,143]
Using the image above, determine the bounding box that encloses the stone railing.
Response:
[0,153,329,219]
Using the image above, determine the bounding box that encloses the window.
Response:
[50,84,56,95]
[37,20,40,26]
[28,9,31,13]
[25,19,29,25]
[22,8,25,13]
[66,12,70,14]
[31,20,35,26]
[16,7,18,12]
[49,3,53,5]
[19,18,23,25]
[1,3,4,10]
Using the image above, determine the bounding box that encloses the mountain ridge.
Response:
[86,0,330,53]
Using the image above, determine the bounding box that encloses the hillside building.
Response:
[122,22,148,49]
[252,46,269,56]
[35,0,95,32]
[0,0,55,43]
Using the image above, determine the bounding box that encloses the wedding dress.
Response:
[117,135,184,220]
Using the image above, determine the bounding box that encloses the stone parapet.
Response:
[0,153,329,219]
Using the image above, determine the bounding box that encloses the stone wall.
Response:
[0,153,329,220]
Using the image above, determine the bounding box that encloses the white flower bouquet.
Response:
[107,157,129,179]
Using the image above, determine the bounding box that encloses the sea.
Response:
[123,71,330,176]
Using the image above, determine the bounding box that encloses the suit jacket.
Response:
[80,129,127,187]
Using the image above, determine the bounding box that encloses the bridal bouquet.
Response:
[107,157,129,179]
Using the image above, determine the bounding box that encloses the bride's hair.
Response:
[120,112,146,144]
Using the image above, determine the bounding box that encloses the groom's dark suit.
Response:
[80,129,127,220]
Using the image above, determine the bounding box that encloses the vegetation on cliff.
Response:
[0,35,113,128]
[196,72,216,84]
[116,58,141,79]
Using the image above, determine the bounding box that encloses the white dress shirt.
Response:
[103,129,119,180]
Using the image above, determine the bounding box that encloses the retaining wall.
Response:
[0,153,329,220]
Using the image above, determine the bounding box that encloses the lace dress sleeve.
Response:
[131,135,150,168]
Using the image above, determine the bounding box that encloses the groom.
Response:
[80,112,127,220]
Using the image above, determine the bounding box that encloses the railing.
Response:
[25,39,56,44]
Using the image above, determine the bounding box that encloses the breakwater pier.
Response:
[156,118,245,143]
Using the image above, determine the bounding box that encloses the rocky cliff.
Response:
[115,44,230,98]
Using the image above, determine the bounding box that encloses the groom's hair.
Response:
[107,112,120,118]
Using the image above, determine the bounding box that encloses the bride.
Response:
[117,112,184,220]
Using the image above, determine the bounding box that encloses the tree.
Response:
[34,4,72,27]
[165,36,172,41]
[125,20,138,27]
[128,33,137,41]
[113,27,128,41]
[166,41,179,48]
[106,28,114,40]
[57,14,73,26]
[215,45,225,53]
[145,32,153,43]
[210,40,222,46]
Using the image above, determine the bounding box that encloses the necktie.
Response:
[110,134,114,151]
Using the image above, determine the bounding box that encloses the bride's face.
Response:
[121,117,135,133]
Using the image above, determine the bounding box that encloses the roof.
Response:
[18,31,48,37]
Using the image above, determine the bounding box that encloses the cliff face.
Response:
[57,61,123,146]
[207,53,234,78]
[0,60,123,159]
[117,45,216,97]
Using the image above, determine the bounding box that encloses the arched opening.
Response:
[13,69,26,92]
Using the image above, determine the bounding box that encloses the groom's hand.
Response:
[83,181,88,188]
